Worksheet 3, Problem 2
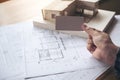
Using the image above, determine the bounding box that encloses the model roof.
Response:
[43,0,75,11]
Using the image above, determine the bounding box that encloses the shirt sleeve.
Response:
[114,48,120,78]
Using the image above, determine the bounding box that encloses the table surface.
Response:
[0,0,119,80]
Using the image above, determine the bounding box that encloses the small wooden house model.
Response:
[42,0,76,22]
[76,0,99,22]
[42,0,99,22]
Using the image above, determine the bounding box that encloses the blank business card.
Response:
[56,16,84,31]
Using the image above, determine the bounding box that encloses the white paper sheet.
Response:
[27,67,108,80]
[110,15,120,46]
[0,23,26,80]
[24,24,108,78]
[1,15,120,80]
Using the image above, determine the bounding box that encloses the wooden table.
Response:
[0,0,53,26]
[0,0,118,80]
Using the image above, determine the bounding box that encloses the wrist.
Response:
[104,44,119,65]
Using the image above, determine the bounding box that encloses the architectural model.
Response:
[33,0,115,37]
[42,0,99,22]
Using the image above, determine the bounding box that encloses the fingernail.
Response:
[86,26,90,30]
[81,24,86,30]
[81,24,90,30]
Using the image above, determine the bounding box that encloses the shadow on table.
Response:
[0,0,9,3]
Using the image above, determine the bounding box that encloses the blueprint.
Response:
[27,67,108,80]
[2,16,120,80]
[23,25,108,78]
[0,23,26,80]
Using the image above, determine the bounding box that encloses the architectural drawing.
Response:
[24,25,108,78]
[0,25,25,80]
[36,48,64,61]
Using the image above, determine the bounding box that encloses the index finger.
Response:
[82,25,102,37]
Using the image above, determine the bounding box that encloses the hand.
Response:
[82,25,119,65]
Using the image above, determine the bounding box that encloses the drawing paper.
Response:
[0,23,26,80]
[23,25,108,78]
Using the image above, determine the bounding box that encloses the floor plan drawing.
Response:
[0,24,25,80]
[24,25,108,78]
[36,48,64,62]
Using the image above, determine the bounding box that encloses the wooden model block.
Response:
[75,0,99,22]
[33,9,115,38]
[42,0,99,23]
[77,0,99,9]
[55,16,84,31]
[82,8,98,22]
[42,0,76,22]
[76,0,99,10]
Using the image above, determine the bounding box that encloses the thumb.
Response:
[82,25,101,37]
